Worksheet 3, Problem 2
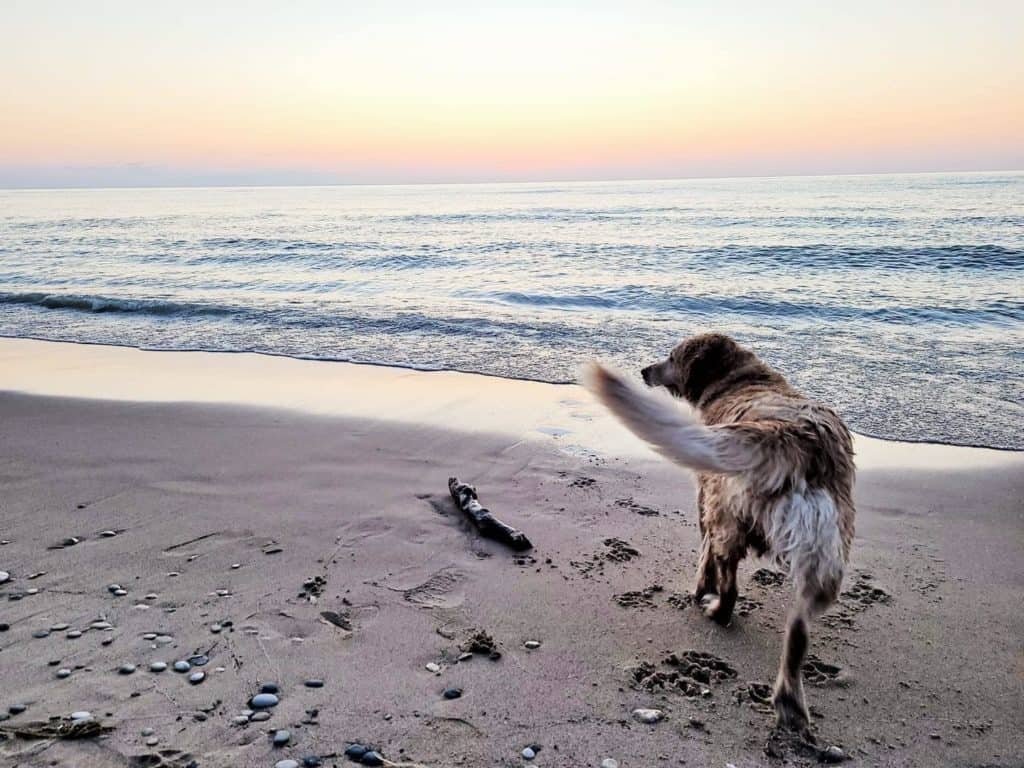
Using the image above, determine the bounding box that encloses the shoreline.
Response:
[3,337,1020,472]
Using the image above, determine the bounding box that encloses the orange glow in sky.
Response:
[2,1,1021,186]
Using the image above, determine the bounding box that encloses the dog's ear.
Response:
[676,334,744,402]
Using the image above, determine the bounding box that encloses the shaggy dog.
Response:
[584,333,855,734]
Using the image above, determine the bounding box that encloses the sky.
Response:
[1,0,1022,187]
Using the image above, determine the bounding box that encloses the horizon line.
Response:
[2,167,1022,193]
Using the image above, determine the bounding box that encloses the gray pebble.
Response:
[250,710,271,722]
[822,745,847,763]
[113,589,128,596]
[601,760,620,768]
[188,671,205,684]
[100,530,118,537]
[56,668,72,678]
[632,708,664,724]
[150,661,167,672]
[188,654,209,667]
[141,727,154,736]
[50,623,70,631]
[304,679,324,688]
[231,715,249,725]
[69,710,91,720]
[119,664,136,675]
[425,662,441,674]
[272,729,291,746]
[275,761,300,768]
[524,640,541,649]
[142,633,157,640]
[442,687,462,699]
[173,660,190,673]
[522,747,536,759]
[90,621,113,630]
[0,571,9,584]
[155,635,174,645]
[32,629,50,638]
[66,630,83,639]
[210,623,222,633]
[361,751,385,767]
[260,682,280,693]
[146,736,159,746]
[250,693,279,709]
[9,704,27,715]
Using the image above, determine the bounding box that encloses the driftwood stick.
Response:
[447,477,533,551]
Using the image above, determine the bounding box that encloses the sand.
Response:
[0,339,1021,767]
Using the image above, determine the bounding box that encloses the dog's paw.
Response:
[700,594,732,625]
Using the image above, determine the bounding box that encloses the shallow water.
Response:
[1,173,1021,448]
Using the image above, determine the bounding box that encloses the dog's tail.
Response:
[582,361,761,474]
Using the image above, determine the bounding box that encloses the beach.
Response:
[0,338,1021,767]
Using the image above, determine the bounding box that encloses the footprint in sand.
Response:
[614,584,663,608]
[750,568,786,588]
[632,649,738,696]
[614,497,661,516]
[802,654,845,685]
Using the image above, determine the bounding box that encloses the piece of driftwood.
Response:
[447,477,533,551]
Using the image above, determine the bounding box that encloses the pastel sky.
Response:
[2,0,1022,187]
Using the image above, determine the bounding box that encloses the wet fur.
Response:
[584,333,855,735]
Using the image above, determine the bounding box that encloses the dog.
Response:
[584,333,855,734]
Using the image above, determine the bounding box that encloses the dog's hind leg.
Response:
[772,578,840,737]
[693,533,718,601]
[701,548,741,625]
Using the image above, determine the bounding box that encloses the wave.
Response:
[0,291,233,317]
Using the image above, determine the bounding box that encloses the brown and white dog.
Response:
[584,333,855,734]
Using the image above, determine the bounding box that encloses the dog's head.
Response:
[640,333,751,404]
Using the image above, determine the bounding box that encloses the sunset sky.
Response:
[2,0,1022,187]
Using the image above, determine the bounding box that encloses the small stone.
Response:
[231,563,241,569]
[250,710,271,721]
[155,635,174,645]
[166,572,180,577]
[210,623,222,633]
[361,752,385,767]
[251,693,279,709]
[119,664,137,675]
[90,621,113,630]
[344,744,368,760]
[32,628,51,638]
[113,589,128,596]
[9,704,28,715]
[26,587,39,595]
[56,668,72,678]
[69,710,91,721]
[0,571,9,584]
[67,629,83,639]
[302,758,323,767]
[141,727,154,736]
[275,761,300,768]
[524,640,541,649]
[929,733,941,740]
[260,682,280,694]
[142,633,157,640]
[231,715,249,725]
[51,623,70,631]
[601,760,620,768]
[100,530,118,537]
[821,745,847,763]
[62,537,80,547]
[272,729,291,746]
[216,589,230,596]
[145,594,159,601]
[522,747,536,759]
[188,671,205,684]
[425,662,441,673]
[150,661,167,672]
[173,660,191,673]
[193,712,207,722]
[146,736,159,746]
[0,623,8,631]
[442,687,462,699]
[241,709,254,717]
[304,679,324,688]
[107,585,121,593]
[188,654,209,667]
[632,708,664,724]
[457,652,472,662]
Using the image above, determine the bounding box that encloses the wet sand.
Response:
[0,339,1021,767]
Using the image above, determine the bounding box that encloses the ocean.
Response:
[1,173,1021,449]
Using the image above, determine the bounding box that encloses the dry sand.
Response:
[0,339,1021,767]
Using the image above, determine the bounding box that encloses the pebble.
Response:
[173,661,191,673]
[32,629,51,638]
[141,727,155,736]
[601,760,619,768]
[26,588,39,595]
[821,745,847,763]
[119,664,137,675]
[275,761,300,768]
[457,652,473,662]
[251,693,280,709]
[143,633,157,640]
[442,687,463,699]
[522,747,536,759]
[51,623,70,631]
[155,635,174,645]
[166,572,180,578]
[632,708,664,724]
[146,737,159,746]
[272,729,291,746]
[302,758,323,768]
[0,571,9,584]
[150,661,168,672]
[145,594,159,601]
[210,623,222,633]
[216,589,230,596]
[231,563,241,569]
[107,584,122,593]
[344,745,368,760]
[361,752,385,767]
[0,623,8,631]
[425,662,441,674]
[524,640,541,649]
[9,704,27,715]
[90,621,113,630]
[189,671,206,684]
[304,679,324,688]
[62,537,80,547]
[189,654,209,667]
[69,710,91,721]
[56,668,72,678]
[261,682,280,694]
[113,589,128,597]
[231,715,249,725]
[67,630,83,639]
[250,710,272,722]
[100,530,118,537]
